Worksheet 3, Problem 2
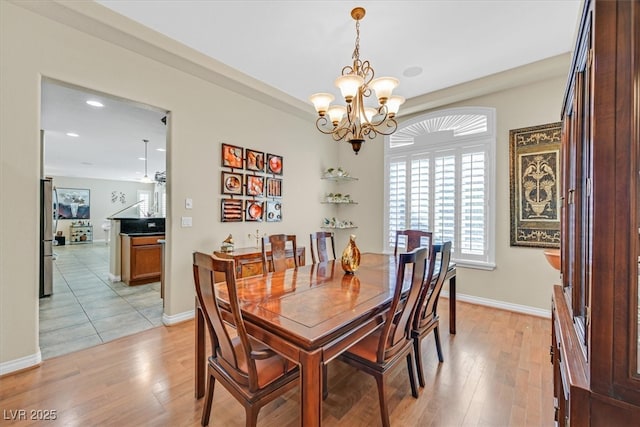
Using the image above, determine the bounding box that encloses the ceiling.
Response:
[43,0,582,182]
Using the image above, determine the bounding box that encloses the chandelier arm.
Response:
[315,116,338,135]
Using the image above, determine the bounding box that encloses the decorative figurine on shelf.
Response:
[341,234,361,274]
[220,234,234,253]
[248,229,266,248]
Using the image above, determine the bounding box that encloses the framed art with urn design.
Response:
[509,122,562,248]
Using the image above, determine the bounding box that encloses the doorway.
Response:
[39,79,168,359]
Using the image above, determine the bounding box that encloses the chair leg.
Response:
[413,336,426,388]
[201,373,216,426]
[434,326,444,363]
[245,405,260,427]
[406,351,419,398]
[374,374,391,427]
[322,363,328,400]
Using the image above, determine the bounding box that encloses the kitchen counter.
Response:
[120,233,165,285]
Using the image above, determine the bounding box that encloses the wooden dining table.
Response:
[194,252,457,427]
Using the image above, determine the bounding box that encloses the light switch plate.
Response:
[185,198,193,209]
[181,216,192,227]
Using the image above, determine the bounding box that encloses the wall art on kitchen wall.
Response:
[56,188,90,219]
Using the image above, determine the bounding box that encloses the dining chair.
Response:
[394,229,433,256]
[333,247,429,427]
[411,241,452,388]
[261,234,298,274]
[309,231,336,264]
[192,252,299,427]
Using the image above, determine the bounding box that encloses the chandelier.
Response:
[309,7,405,155]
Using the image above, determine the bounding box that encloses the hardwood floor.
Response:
[0,300,553,426]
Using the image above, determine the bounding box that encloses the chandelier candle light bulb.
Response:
[309,7,404,154]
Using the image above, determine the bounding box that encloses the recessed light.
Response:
[156,148,166,152]
[86,100,104,107]
[66,132,79,137]
[403,66,423,78]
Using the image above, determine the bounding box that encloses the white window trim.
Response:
[384,107,496,270]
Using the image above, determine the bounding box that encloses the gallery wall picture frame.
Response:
[221,143,243,169]
[245,175,264,197]
[509,121,562,248]
[221,171,243,195]
[221,199,243,222]
[266,177,282,198]
[266,153,283,175]
[266,200,282,222]
[245,200,264,222]
[245,148,265,173]
[55,188,91,219]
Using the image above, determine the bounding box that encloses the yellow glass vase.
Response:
[341,234,361,274]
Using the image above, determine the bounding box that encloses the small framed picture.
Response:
[245,148,265,173]
[221,143,243,169]
[245,175,264,197]
[266,201,282,222]
[245,200,263,222]
[221,171,243,195]
[266,177,282,198]
[221,199,243,222]
[266,153,283,175]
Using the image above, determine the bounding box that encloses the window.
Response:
[137,190,151,218]
[384,107,496,269]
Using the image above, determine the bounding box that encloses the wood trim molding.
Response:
[0,350,41,377]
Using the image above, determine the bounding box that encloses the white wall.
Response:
[0,1,333,370]
[51,176,155,241]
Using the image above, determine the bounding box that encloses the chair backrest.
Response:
[309,231,336,264]
[376,246,429,363]
[261,234,298,274]
[394,230,433,256]
[193,252,259,390]
[413,241,452,330]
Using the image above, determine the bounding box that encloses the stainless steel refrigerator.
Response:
[40,178,55,297]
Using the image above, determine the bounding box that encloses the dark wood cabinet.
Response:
[121,234,165,285]
[552,0,640,424]
[213,246,305,278]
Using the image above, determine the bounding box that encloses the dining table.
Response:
[194,252,457,427]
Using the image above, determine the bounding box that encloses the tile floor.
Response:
[39,242,163,360]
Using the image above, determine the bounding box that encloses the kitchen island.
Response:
[121,232,165,285]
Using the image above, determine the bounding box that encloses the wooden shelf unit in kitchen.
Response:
[70,225,93,244]
[121,234,165,286]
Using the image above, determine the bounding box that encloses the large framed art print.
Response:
[509,122,562,248]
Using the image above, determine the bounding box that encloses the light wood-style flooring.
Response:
[0,300,553,426]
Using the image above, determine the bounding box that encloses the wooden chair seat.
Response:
[193,252,299,426]
[331,247,429,427]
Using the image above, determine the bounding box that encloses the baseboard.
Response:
[0,350,41,377]
[441,290,551,319]
[107,273,121,282]
[162,310,195,326]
